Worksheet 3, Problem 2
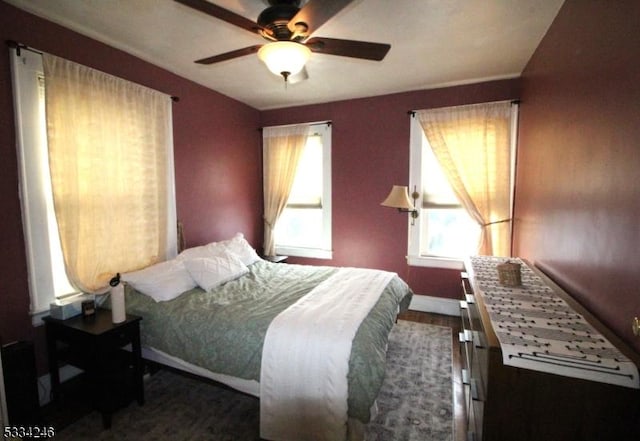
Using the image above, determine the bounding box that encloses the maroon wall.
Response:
[0,1,262,369]
[261,79,520,298]
[514,0,640,353]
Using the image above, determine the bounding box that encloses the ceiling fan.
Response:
[175,0,391,83]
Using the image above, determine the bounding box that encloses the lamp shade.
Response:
[381,185,415,210]
[257,41,311,77]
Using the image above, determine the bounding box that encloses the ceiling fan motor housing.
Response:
[258,2,303,40]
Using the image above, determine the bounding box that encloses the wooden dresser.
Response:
[459,256,640,441]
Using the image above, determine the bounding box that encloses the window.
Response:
[273,123,332,259]
[11,49,78,322]
[11,48,176,324]
[418,136,481,259]
[408,102,518,269]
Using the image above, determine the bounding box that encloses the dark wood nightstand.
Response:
[264,255,288,263]
[42,309,143,429]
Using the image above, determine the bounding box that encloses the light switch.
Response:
[633,317,640,337]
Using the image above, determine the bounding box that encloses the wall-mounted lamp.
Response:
[381,185,420,225]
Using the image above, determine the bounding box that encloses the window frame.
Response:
[11,49,81,325]
[273,122,332,259]
[407,105,518,269]
[11,48,177,325]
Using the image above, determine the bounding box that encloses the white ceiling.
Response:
[6,0,564,110]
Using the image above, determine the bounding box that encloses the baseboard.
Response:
[409,295,459,316]
[37,365,83,406]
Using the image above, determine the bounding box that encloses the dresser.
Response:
[460,256,640,441]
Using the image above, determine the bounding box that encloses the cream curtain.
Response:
[262,125,309,256]
[43,54,175,293]
[416,102,513,256]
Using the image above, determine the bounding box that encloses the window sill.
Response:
[407,255,465,270]
[275,246,333,260]
[31,309,50,327]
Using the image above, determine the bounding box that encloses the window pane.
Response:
[287,135,322,207]
[275,208,323,249]
[272,123,331,257]
[420,208,480,258]
[421,133,458,206]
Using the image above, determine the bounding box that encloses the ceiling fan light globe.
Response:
[258,41,311,77]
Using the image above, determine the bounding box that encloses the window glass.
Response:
[419,132,480,258]
[274,124,331,259]
[420,208,480,258]
[285,135,323,208]
[421,136,459,207]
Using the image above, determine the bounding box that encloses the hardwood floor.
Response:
[398,310,465,441]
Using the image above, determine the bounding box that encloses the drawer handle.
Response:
[473,331,485,349]
[459,329,473,343]
[470,378,482,401]
[461,280,469,295]
[461,368,470,385]
[465,329,474,342]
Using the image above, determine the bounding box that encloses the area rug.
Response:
[365,321,453,441]
[54,320,453,441]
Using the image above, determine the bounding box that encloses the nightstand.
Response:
[42,309,143,429]
[264,255,288,263]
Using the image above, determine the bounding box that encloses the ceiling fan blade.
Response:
[195,45,263,64]
[288,0,354,35]
[305,37,390,61]
[175,0,266,37]
[288,66,309,84]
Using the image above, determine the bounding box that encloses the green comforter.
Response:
[123,260,412,422]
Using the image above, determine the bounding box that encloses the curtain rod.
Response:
[6,39,180,102]
[259,120,332,131]
[6,39,41,56]
[408,99,520,116]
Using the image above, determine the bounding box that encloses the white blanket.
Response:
[260,267,395,441]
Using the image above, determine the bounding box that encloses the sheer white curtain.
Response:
[43,54,176,293]
[416,102,514,256]
[262,125,309,256]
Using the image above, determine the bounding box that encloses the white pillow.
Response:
[183,254,249,291]
[122,259,197,302]
[176,244,210,260]
[176,242,227,261]
[220,233,262,266]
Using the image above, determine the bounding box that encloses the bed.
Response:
[119,234,413,441]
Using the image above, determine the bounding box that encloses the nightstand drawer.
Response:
[101,325,137,348]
